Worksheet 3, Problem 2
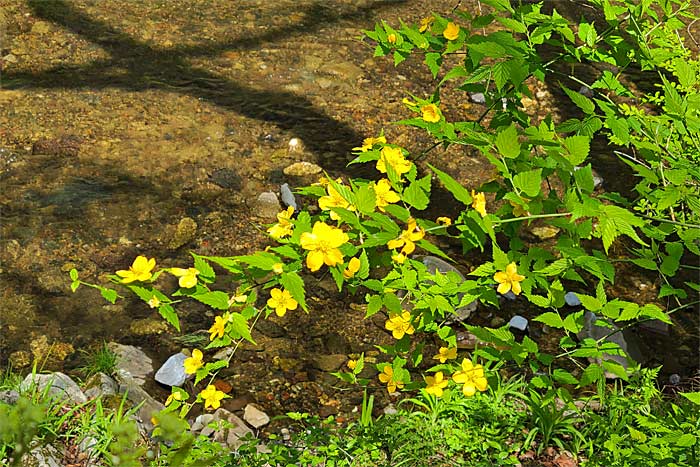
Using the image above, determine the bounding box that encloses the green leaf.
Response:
[69,268,78,281]
[639,304,671,324]
[561,84,595,114]
[428,164,472,205]
[596,205,647,252]
[403,178,430,210]
[158,304,180,331]
[70,281,80,292]
[674,58,697,88]
[191,291,230,310]
[195,360,228,385]
[401,20,429,49]
[577,294,602,311]
[424,53,442,78]
[512,168,542,197]
[439,65,468,87]
[533,312,564,328]
[101,288,118,304]
[355,184,377,215]
[495,124,520,158]
[563,135,590,165]
[552,368,579,385]
[676,433,697,447]
[579,363,604,386]
[236,253,281,271]
[230,312,254,343]
[367,294,383,317]
[680,392,700,405]
[191,254,215,282]
[279,271,308,311]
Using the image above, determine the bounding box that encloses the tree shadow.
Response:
[4,0,406,165]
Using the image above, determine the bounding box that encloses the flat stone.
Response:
[117,378,164,433]
[508,315,529,331]
[167,217,197,250]
[283,161,322,176]
[209,168,242,190]
[130,318,169,336]
[83,372,118,399]
[191,413,216,432]
[108,342,153,386]
[564,292,582,306]
[20,372,87,405]
[280,183,297,210]
[205,408,255,449]
[154,353,189,387]
[312,354,347,372]
[243,404,270,428]
[470,92,486,104]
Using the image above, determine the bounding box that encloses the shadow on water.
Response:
[5,0,406,165]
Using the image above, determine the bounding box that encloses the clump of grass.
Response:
[78,343,118,378]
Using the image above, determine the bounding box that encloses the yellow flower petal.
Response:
[443,22,460,41]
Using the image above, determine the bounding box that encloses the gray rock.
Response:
[209,168,242,190]
[669,374,681,385]
[20,372,87,405]
[108,342,153,386]
[421,256,477,323]
[501,290,517,301]
[193,408,254,450]
[564,292,582,306]
[22,443,63,467]
[576,311,643,378]
[0,390,19,404]
[470,92,486,104]
[243,404,270,428]
[191,413,216,432]
[154,353,189,387]
[280,183,297,210]
[508,315,529,332]
[83,372,118,399]
[117,378,164,433]
[252,191,281,219]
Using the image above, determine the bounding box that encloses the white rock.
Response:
[154,353,189,387]
[244,404,270,428]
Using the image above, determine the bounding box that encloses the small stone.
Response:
[154,353,189,387]
[208,408,254,449]
[280,183,297,210]
[383,404,397,415]
[31,21,51,35]
[130,318,169,336]
[209,168,242,190]
[191,413,216,432]
[167,217,197,250]
[312,354,347,372]
[24,444,63,467]
[283,161,322,177]
[320,61,363,81]
[244,404,270,428]
[564,292,582,307]
[20,372,87,405]
[470,92,486,104]
[281,427,291,441]
[31,135,82,157]
[502,290,517,301]
[508,315,529,332]
[252,191,281,219]
[3,53,17,63]
[255,320,285,338]
[669,374,681,385]
[490,316,506,328]
[0,390,19,404]
[578,86,594,96]
[287,138,303,154]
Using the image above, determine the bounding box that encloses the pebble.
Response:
[470,92,486,104]
[288,137,303,154]
[0,389,20,405]
[209,168,242,190]
[501,290,517,301]
[83,372,119,400]
[154,353,189,387]
[283,161,322,176]
[508,315,529,332]
[280,183,297,210]
[564,292,582,306]
[243,404,270,428]
[529,225,561,240]
[312,354,347,372]
[669,374,681,385]
[252,191,281,219]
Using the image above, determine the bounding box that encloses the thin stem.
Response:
[494,212,572,224]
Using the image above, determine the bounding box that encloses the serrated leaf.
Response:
[439,65,469,87]
[367,295,383,317]
[279,271,307,311]
[579,363,604,386]
[158,304,180,331]
[195,360,228,385]
[495,124,520,158]
[553,368,579,385]
[101,288,118,304]
[561,84,595,114]
[596,205,647,252]
[192,253,215,282]
[428,164,472,205]
[236,253,281,271]
[564,135,590,165]
[229,312,254,343]
[191,291,230,310]
[355,184,377,215]
[424,52,442,78]
[401,20,429,49]
[403,180,430,210]
[512,168,542,197]
[533,312,564,328]
[681,392,700,405]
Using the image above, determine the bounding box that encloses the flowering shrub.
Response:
[69,0,699,445]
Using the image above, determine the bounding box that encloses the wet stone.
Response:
[256,320,286,338]
[108,342,153,386]
[564,292,582,307]
[167,217,198,250]
[252,191,281,219]
[0,390,19,405]
[509,315,529,332]
[83,372,118,400]
[280,183,297,210]
[209,168,242,190]
[283,161,322,177]
[312,354,347,372]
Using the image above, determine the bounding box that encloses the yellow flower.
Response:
[494,262,525,295]
[374,179,400,211]
[376,146,412,176]
[165,390,184,406]
[267,206,295,239]
[471,190,487,217]
[318,184,353,220]
[452,359,488,397]
[353,135,387,152]
[436,216,452,226]
[343,257,361,279]
[421,104,441,123]
[347,359,357,370]
[209,314,229,341]
[385,311,415,340]
[228,293,248,307]
[116,256,156,283]
[387,217,424,255]
[392,253,406,264]
[419,16,434,33]
[171,267,199,288]
[147,296,161,308]
[267,288,298,317]
[378,365,404,394]
[200,385,226,410]
[443,22,460,41]
[184,349,204,375]
[300,221,349,272]
[433,346,457,363]
[272,263,284,274]
[387,33,397,44]
[425,371,449,397]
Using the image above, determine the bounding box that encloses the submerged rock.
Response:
[283,161,322,176]
[167,217,197,250]
[252,191,281,219]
